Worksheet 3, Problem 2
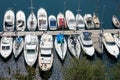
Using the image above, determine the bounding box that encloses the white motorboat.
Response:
[57,12,67,29]
[112,15,120,28]
[113,32,120,48]
[16,10,26,31]
[93,13,100,29]
[1,36,13,58]
[65,10,76,30]
[76,13,85,30]
[27,12,37,31]
[78,32,95,56]
[39,33,53,71]
[13,36,24,58]
[102,33,119,58]
[55,33,67,60]
[84,14,94,29]
[48,15,57,30]
[24,34,38,66]
[27,0,37,31]
[68,35,81,58]
[37,8,48,30]
[3,9,15,31]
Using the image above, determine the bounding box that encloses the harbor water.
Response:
[0,0,120,79]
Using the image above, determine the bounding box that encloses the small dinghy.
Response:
[13,36,24,58]
[68,35,81,58]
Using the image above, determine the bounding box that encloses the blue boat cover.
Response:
[50,20,56,27]
[57,33,64,43]
[17,36,22,44]
[83,32,91,37]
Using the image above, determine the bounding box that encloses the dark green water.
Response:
[0,0,120,80]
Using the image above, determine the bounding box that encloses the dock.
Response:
[0,29,120,36]
[0,29,119,53]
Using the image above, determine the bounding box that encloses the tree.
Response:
[63,58,105,80]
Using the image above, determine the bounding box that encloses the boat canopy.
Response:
[26,45,36,49]
[57,33,64,43]
[50,19,56,27]
[59,18,65,26]
[17,36,22,44]
[83,32,91,40]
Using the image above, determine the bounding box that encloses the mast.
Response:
[100,5,105,53]
[76,0,81,13]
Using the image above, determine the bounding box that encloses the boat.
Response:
[37,8,48,30]
[93,13,100,29]
[27,0,37,31]
[112,15,120,28]
[55,33,67,60]
[48,15,57,30]
[39,33,53,71]
[84,14,94,29]
[113,32,120,48]
[0,36,13,58]
[65,10,76,30]
[3,9,15,31]
[13,36,24,58]
[78,32,95,56]
[16,10,26,31]
[24,34,38,66]
[76,13,85,30]
[102,33,119,58]
[27,12,37,31]
[68,35,81,58]
[57,12,67,29]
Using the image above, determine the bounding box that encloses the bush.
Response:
[63,58,105,80]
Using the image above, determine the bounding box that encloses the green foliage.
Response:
[63,58,105,80]
[15,66,36,80]
[110,62,120,80]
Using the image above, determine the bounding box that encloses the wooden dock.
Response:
[0,29,120,36]
[0,29,119,53]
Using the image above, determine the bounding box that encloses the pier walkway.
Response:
[0,29,119,37]
[0,29,119,53]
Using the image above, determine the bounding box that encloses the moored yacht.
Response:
[48,15,57,30]
[37,8,48,30]
[57,12,67,29]
[78,32,95,56]
[102,33,119,58]
[68,35,81,58]
[112,15,120,28]
[55,33,67,61]
[39,33,53,71]
[93,13,100,29]
[13,36,24,58]
[27,12,37,31]
[76,13,85,30]
[84,14,94,29]
[16,10,26,31]
[1,36,13,58]
[113,32,120,48]
[24,34,38,66]
[65,10,76,30]
[3,9,15,31]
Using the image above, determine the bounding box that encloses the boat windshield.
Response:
[17,20,24,27]
[83,44,93,47]
[5,22,13,27]
[84,36,91,41]
[69,19,75,23]
[27,49,35,54]
[77,19,84,24]
[41,54,51,57]
[2,46,10,50]
[106,42,115,45]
